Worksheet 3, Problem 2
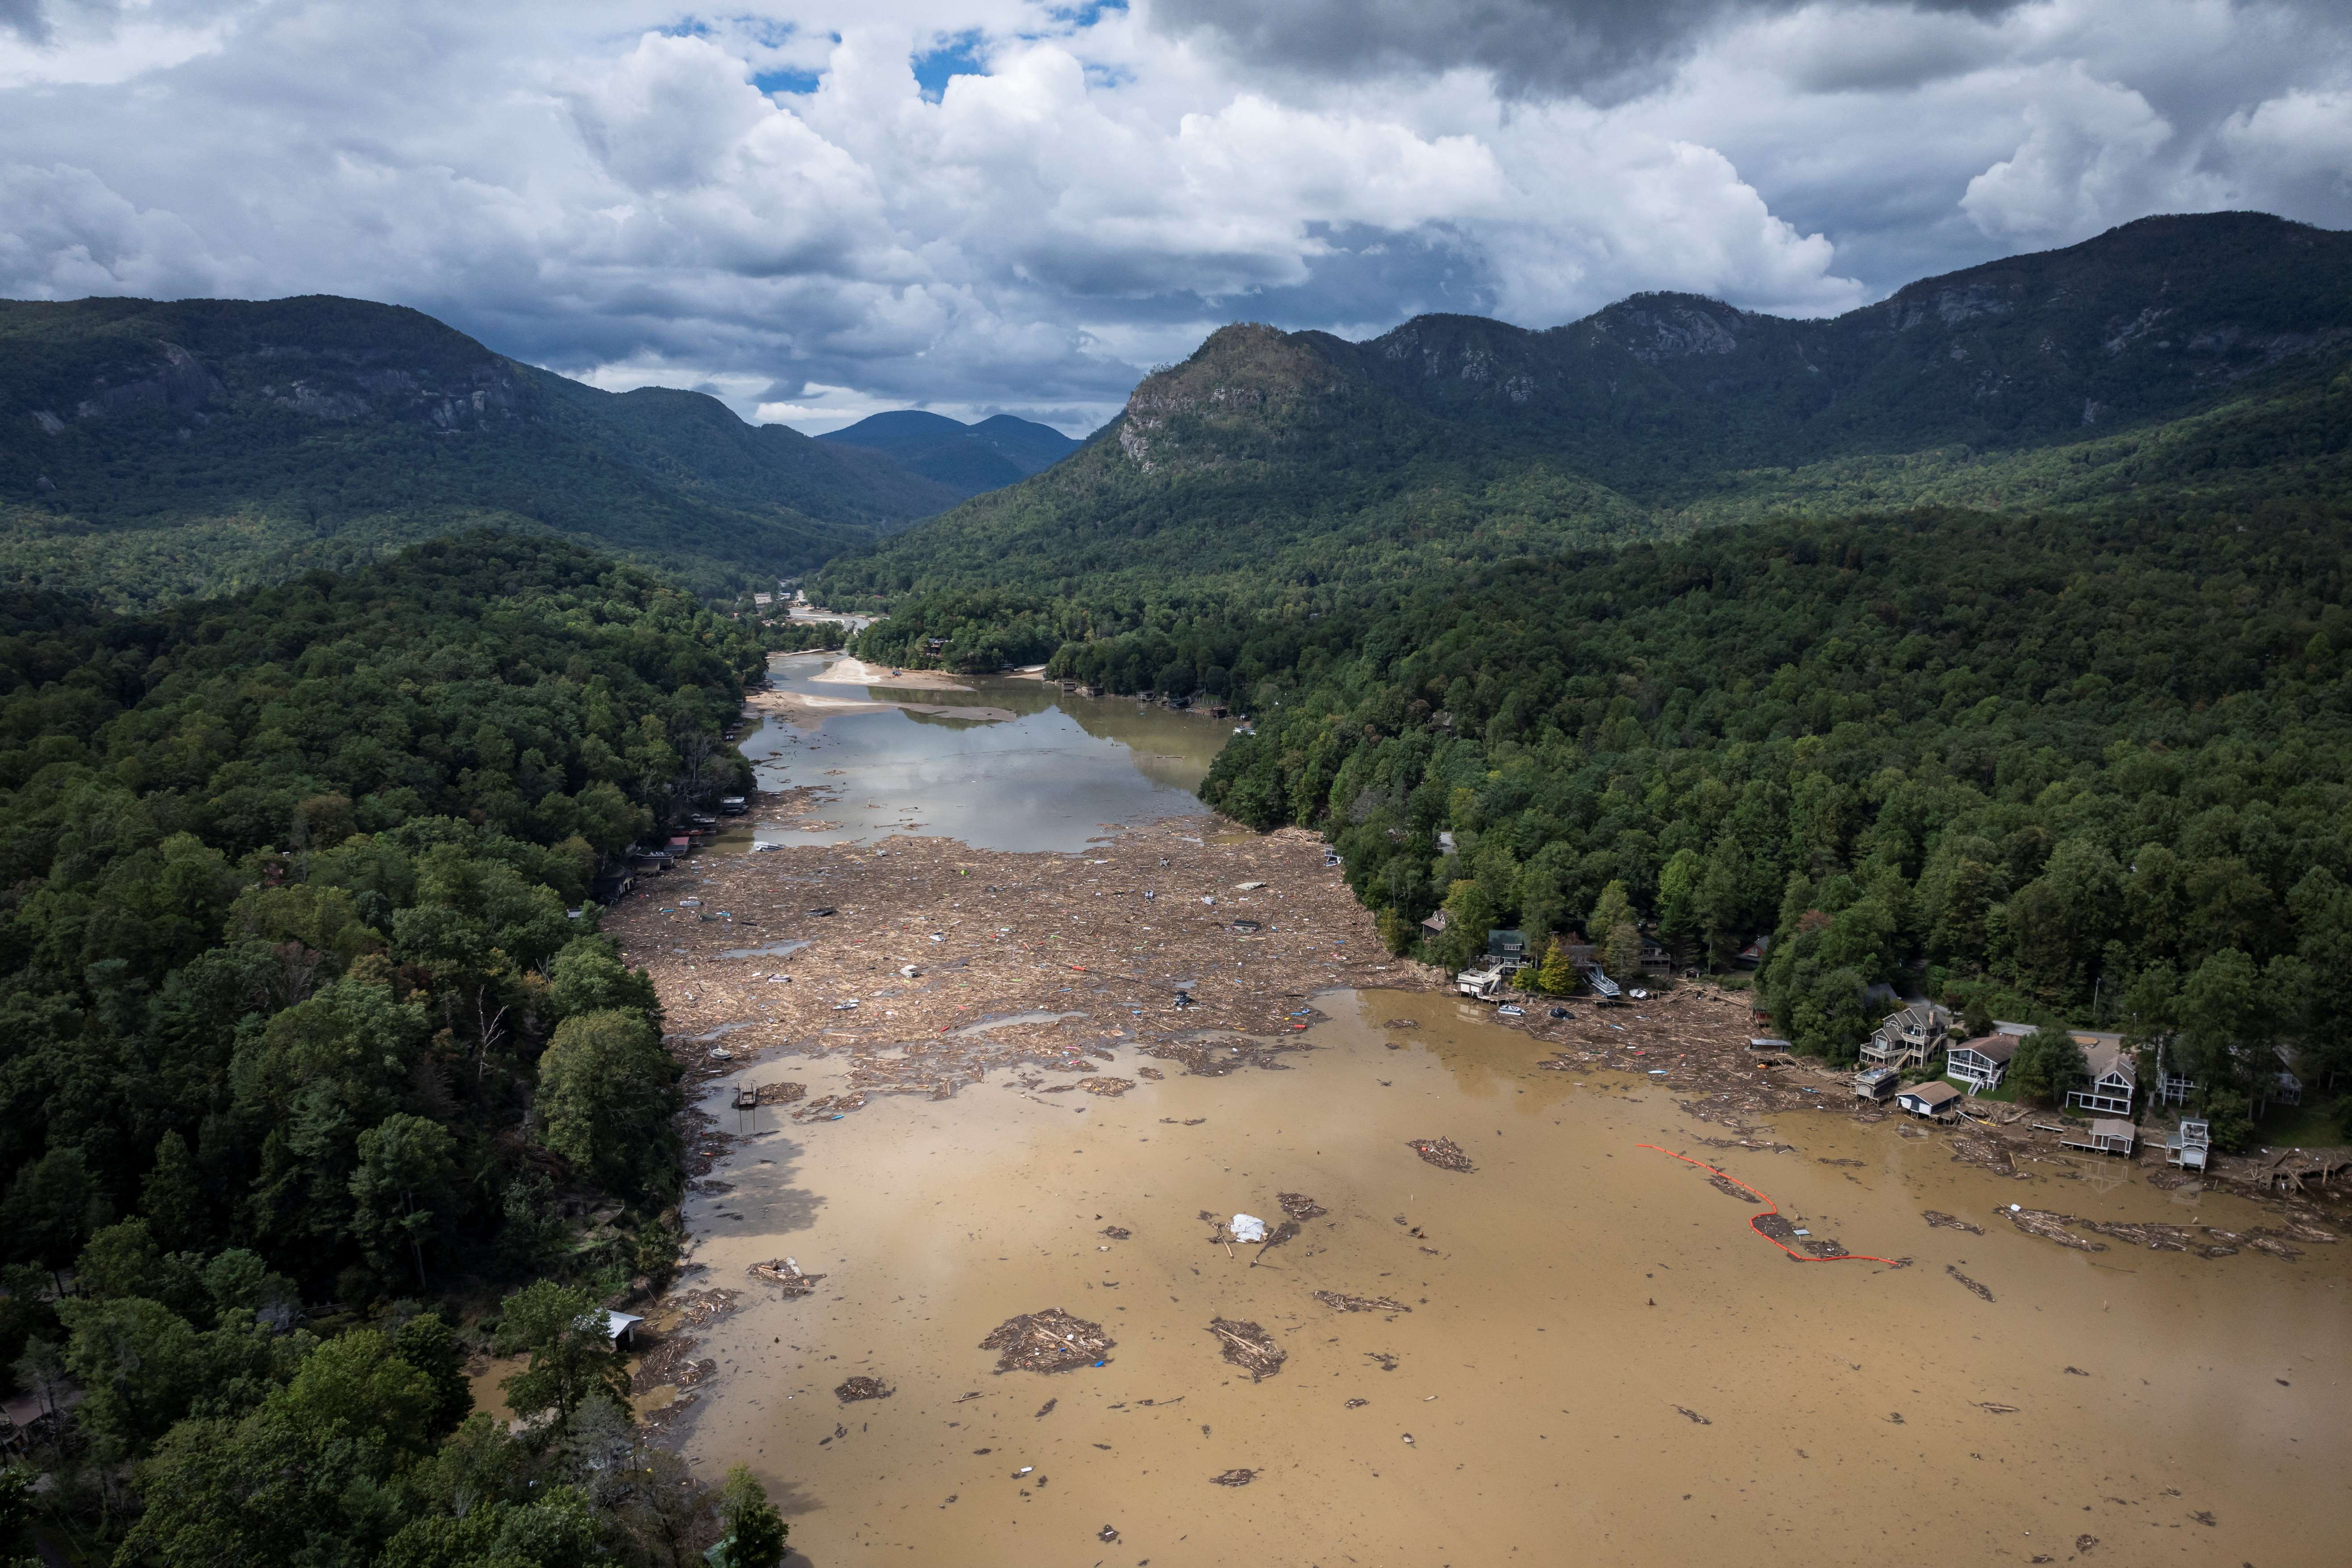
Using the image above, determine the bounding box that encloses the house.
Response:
[1437,831,1457,853]
[602,1311,642,1351]
[753,592,773,606]
[2265,1045,2303,1109]
[1748,1036,1794,1054]
[2060,1118,2138,1157]
[1487,929,1529,966]
[719,795,748,815]
[1638,936,1674,976]
[2166,1118,2211,1171]
[1733,936,1770,969]
[1419,909,1449,939]
[1946,1033,2022,1094]
[1897,1081,1962,1119]
[590,872,634,905]
[1855,1066,1899,1101]
[1859,1002,1953,1073]
[2065,1035,2136,1117]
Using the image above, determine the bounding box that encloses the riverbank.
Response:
[806,656,971,690]
[744,685,1017,727]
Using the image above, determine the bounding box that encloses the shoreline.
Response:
[803,655,973,691]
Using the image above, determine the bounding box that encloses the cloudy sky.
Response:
[3,1,2347,433]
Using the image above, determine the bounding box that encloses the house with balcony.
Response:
[1946,1031,2022,1094]
[1858,1002,1953,1073]
[2065,1034,2137,1118]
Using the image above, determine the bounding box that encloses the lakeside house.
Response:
[1859,1002,1954,1073]
[1947,1031,2025,1094]
[1896,1081,1962,1119]
[1486,929,1529,966]
[2065,1033,2137,1117]
[2167,1118,2212,1171]
[1855,1065,1899,1102]
[1420,909,1449,940]
[1638,935,1674,976]
[2060,1118,2139,1157]
[1733,935,1769,969]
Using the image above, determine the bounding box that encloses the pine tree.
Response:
[1536,938,1576,996]
[140,1131,206,1253]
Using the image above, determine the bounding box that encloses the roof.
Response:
[2089,1118,2137,1142]
[2080,1042,2136,1085]
[1420,909,1449,932]
[1748,1037,1792,1050]
[1882,1002,1951,1031]
[1902,1082,1961,1108]
[602,1310,642,1339]
[1953,1034,2018,1065]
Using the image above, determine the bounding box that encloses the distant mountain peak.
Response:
[817,406,1077,495]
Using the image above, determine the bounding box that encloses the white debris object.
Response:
[1230,1214,1267,1244]
[1235,881,1267,891]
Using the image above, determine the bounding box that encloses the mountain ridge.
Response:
[0,295,968,604]
[819,408,1079,497]
[810,211,2352,608]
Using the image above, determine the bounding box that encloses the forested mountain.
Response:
[0,534,786,1562]
[810,212,2352,607]
[0,295,965,607]
[819,408,1079,498]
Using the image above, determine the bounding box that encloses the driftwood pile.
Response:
[1208,1318,1286,1381]
[1754,1212,1849,1258]
[752,1081,806,1106]
[835,1376,893,1402]
[747,1258,824,1296]
[1143,1035,1309,1076]
[1209,1469,1258,1487]
[1079,1077,1135,1097]
[1277,1191,1328,1220]
[1313,1290,1413,1314]
[1945,1265,1994,1302]
[980,1308,1114,1374]
[1409,1137,1475,1173]
[1922,1211,1984,1234]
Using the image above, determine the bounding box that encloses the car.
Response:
[1547,1007,1572,1019]
[1496,1004,1525,1017]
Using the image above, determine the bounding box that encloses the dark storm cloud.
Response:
[1151,0,2026,100]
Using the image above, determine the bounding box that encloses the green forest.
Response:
[0,536,786,1565]
[1185,502,2352,1147]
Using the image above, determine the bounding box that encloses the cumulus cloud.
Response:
[0,0,2345,433]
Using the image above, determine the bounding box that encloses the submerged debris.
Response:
[1208,1318,1287,1381]
[1922,1211,1985,1235]
[1945,1265,1995,1302]
[1079,1077,1135,1097]
[1277,1191,1328,1220]
[747,1258,825,1296]
[1314,1291,1413,1315]
[1708,1173,1763,1204]
[980,1308,1114,1374]
[1209,1469,1258,1487]
[1143,1035,1308,1076]
[1409,1137,1475,1173]
[1100,1225,1132,1240]
[835,1377,893,1402]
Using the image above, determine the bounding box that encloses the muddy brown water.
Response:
[666,989,2350,1565]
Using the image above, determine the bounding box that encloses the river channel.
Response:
[652,660,2349,1567]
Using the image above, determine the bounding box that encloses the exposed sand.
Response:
[746,686,1015,728]
[807,657,973,690]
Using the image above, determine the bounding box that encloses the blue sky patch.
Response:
[913,32,986,102]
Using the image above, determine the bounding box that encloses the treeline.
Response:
[0,535,785,1564]
[1188,503,2352,1143]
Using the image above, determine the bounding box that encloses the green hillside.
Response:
[818,409,1080,497]
[811,213,2352,612]
[0,295,964,607]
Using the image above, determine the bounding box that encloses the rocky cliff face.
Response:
[1114,322,1357,473]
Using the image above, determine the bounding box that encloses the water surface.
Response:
[735,654,1233,853]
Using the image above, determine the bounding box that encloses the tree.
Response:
[56,1295,204,1461]
[393,1313,475,1440]
[1656,848,1704,960]
[1602,920,1642,985]
[1536,938,1578,996]
[496,1281,631,1440]
[140,1130,209,1253]
[3,1148,109,1291]
[713,1465,789,1568]
[2008,1031,2088,1105]
[1434,880,1495,972]
[535,1011,681,1201]
[350,1114,457,1291]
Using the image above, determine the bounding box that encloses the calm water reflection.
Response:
[734,653,1234,853]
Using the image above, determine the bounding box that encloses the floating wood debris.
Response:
[1277,1191,1328,1220]
[835,1377,893,1402]
[1209,1469,1258,1487]
[1314,1291,1413,1314]
[980,1308,1114,1374]
[1208,1318,1286,1381]
[1409,1137,1475,1172]
[747,1258,825,1297]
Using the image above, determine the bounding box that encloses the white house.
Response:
[2065,1035,2137,1118]
[1946,1032,2021,1094]
[1896,1081,1962,1119]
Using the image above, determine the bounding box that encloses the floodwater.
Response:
[670,990,2352,1566]
[729,654,1231,853]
